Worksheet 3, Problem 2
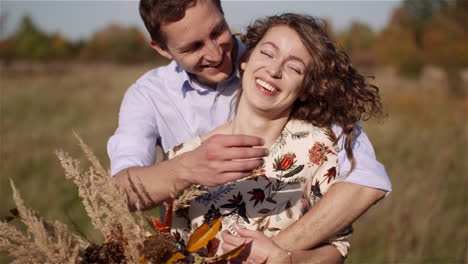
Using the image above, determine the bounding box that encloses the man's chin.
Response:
[196,72,230,87]
[197,66,233,86]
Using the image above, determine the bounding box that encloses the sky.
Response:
[1,0,402,41]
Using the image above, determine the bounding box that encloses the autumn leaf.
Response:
[165,252,185,264]
[148,216,170,233]
[207,237,220,257]
[164,201,173,227]
[187,216,222,252]
[215,243,245,261]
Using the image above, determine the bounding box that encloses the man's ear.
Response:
[150,40,173,60]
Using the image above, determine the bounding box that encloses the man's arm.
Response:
[288,244,345,264]
[273,182,385,250]
[114,134,268,211]
[222,228,344,264]
[273,124,389,250]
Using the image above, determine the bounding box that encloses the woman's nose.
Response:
[266,61,282,78]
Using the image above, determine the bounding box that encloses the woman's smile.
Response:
[255,78,279,95]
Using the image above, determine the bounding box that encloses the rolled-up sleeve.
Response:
[334,124,392,193]
[107,83,159,176]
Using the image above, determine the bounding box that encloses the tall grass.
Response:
[1,64,466,263]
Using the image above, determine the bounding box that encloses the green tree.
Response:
[401,0,447,48]
[9,15,75,62]
[337,21,376,68]
[375,8,423,77]
[13,15,52,61]
[80,24,165,64]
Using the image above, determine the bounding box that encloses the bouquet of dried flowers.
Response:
[0,134,242,264]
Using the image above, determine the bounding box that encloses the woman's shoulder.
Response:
[167,136,202,159]
[286,119,336,143]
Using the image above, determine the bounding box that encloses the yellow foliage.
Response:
[187,217,222,253]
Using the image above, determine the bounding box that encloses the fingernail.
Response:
[264,149,269,155]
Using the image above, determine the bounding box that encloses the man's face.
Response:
[152,0,234,87]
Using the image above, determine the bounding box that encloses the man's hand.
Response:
[176,134,268,187]
[114,134,267,210]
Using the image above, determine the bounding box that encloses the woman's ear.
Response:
[240,62,247,70]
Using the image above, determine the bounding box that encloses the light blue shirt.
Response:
[107,40,391,192]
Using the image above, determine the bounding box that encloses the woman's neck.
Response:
[202,97,292,148]
[229,102,291,148]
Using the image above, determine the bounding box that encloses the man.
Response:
[108,0,391,262]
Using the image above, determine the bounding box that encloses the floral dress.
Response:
[168,119,352,257]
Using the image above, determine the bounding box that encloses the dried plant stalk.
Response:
[73,131,108,179]
[56,134,150,262]
[173,185,207,211]
[0,221,47,263]
[2,134,179,264]
[0,180,88,264]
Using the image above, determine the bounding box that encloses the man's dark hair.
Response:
[139,0,223,49]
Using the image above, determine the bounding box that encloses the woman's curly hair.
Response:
[241,13,384,172]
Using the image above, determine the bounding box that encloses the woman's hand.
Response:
[221,226,290,264]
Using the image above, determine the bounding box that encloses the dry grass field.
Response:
[1,63,467,263]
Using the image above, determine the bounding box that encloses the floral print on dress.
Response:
[308,141,335,166]
[168,119,352,257]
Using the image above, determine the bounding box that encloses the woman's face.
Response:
[240,25,312,118]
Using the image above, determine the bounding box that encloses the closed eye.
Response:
[289,66,303,75]
[210,22,227,39]
[180,42,203,53]
[260,50,273,58]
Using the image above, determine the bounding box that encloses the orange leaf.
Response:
[165,252,185,264]
[149,216,170,233]
[164,201,173,227]
[216,243,245,260]
[187,216,222,253]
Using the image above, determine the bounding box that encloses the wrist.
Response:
[165,155,193,196]
[272,248,291,263]
[272,233,289,250]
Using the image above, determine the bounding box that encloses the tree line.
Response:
[1,0,467,92]
[0,15,165,65]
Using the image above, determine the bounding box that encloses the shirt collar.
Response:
[179,36,246,94]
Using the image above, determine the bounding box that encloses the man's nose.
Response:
[204,40,223,63]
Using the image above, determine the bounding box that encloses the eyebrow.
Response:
[178,19,226,53]
[261,42,307,66]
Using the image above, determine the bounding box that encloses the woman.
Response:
[168,13,383,263]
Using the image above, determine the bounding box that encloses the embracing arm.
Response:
[222,227,344,264]
[273,125,390,251]
[273,182,385,251]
